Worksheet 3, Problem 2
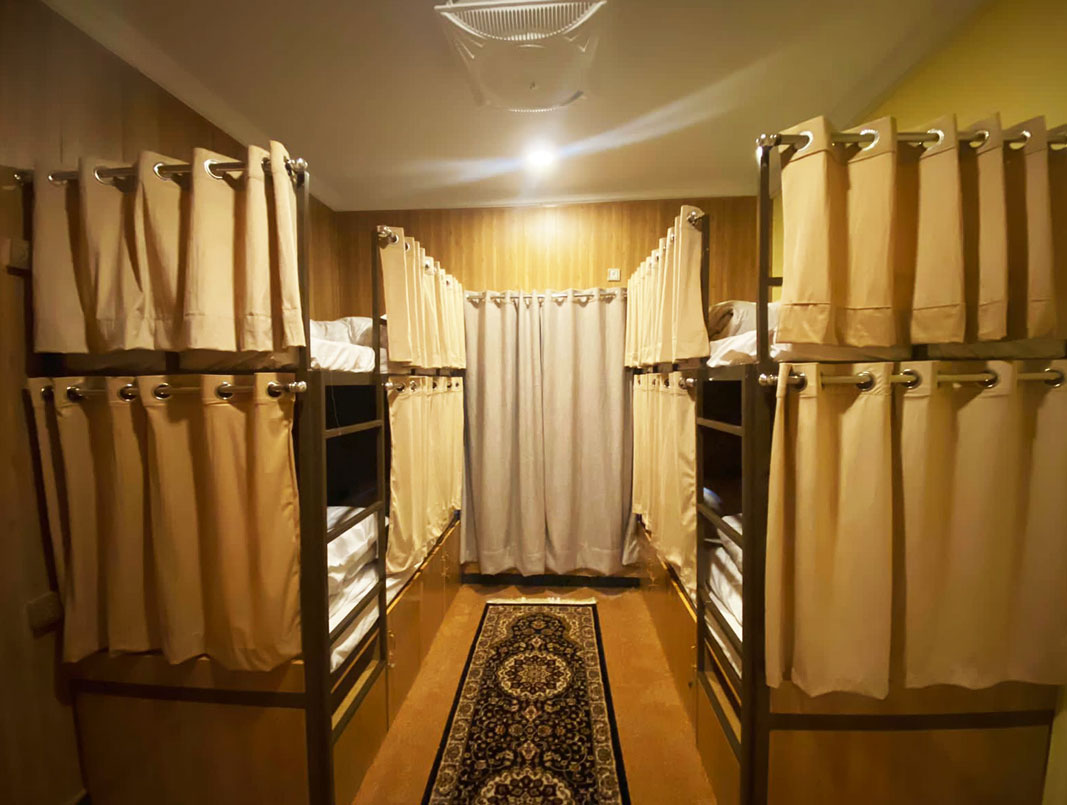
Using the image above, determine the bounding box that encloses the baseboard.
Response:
[461,572,640,589]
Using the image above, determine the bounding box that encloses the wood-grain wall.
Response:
[333,197,756,316]
[0,2,341,802]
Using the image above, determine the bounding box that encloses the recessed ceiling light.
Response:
[524,144,558,174]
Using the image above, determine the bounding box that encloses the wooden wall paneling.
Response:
[767,726,1050,805]
[75,693,310,805]
[331,196,756,316]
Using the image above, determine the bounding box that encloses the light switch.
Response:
[607,268,621,282]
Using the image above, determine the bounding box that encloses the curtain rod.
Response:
[465,289,626,302]
[759,129,1067,151]
[42,380,308,403]
[758,367,1064,392]
[14,156,308,185]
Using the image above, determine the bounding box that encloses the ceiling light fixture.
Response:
[524,143,558,174]
[435,0,609,112]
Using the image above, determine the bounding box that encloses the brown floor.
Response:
[353,584,715,804]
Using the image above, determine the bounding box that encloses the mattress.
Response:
[330,566,413,673]
[310,316,389,373]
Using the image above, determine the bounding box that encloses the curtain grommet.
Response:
[65,385,85,402]
[215,382,235,400]
[978,370,1000,389]
[152,161,174,181]
[859,128,880,151]
[967,129,990,149]
[791,371,807,391]
[925,128,946,148]
[1008,129,1032,151]
[92,167,114,185]
[118,383,138,402]
[794,130,814,154]
[898,369,922,390]
[152,383,172,400]
[203,159,225,180]
[266,381,284,398]
[855,371,876,392]
[1042,367,1064,388]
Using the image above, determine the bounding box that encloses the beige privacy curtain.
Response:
[32,143,304,354]
[766,363,894,698]
[462,292,547,574]
[776,113,1067,347]
[378,232,466,370]
[463,290,634,575]
[767,359,1067,696]
[386,374,463,577]
[27,374,301,670]
[634,371,697,595]
[900,360,1067,688]
[541,291,634,572]
[623,206,710,367]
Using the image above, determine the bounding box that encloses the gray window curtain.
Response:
[461,289,635,575]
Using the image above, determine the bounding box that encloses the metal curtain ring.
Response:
[65,385,85,402]
[266,381,285,398]
[215,382,235,400]
[152,161,173,181]
[978,370,1000,389]
[118,383,138,401]
[791,371,808,391]
[404,242,411,251]
[859,128,880,151]
[46,172,68,186]
[1009,129,1032,150]
[1043,367,1065,388]
[967,129,990,149]
[925,128,946,148]
[855,371,876,392]
[92,167,114,185]
[408,380,417,391]
[898,369,922,390]
[795,130,814,153]
[152,383,172,400]
[203,159,225,180]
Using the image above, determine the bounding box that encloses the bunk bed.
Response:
[8,158,462,805]
[682,132,1063,805]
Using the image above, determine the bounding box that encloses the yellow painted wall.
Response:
[864,1,1067,802]
[865,0,1067,128]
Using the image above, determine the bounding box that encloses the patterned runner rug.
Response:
[423,601,629,804]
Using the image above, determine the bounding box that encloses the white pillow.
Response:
[310,319,350,343]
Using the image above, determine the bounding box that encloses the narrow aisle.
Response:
[352,584,714,804]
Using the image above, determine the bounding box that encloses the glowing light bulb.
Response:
[524,143,558,174]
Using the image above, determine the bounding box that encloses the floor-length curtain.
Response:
[900,359,1067,687]
[766,362,894,698]
[29,373,301,670]
[462,290,633,575]
[462,292,547,574]
[541,291,633,573]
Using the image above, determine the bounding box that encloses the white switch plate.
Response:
[607,268,621,282]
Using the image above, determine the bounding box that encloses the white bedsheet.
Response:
[330,567,413,672]
[707,330,909,368]
[327,511,380,600]
[311,337,378,373]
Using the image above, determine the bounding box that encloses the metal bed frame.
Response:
[688,133,1061,805]
[7,158,394,805]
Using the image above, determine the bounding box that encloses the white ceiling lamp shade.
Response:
[435,0,609,112]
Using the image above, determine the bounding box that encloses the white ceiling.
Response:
[45,0,985,211]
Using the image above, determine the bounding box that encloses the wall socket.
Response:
[607,268,621,282]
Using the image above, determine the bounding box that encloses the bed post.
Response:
[294,167,335,805]
[695,212,711,687]
[372,229,389,672]
[740,137,777,805]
